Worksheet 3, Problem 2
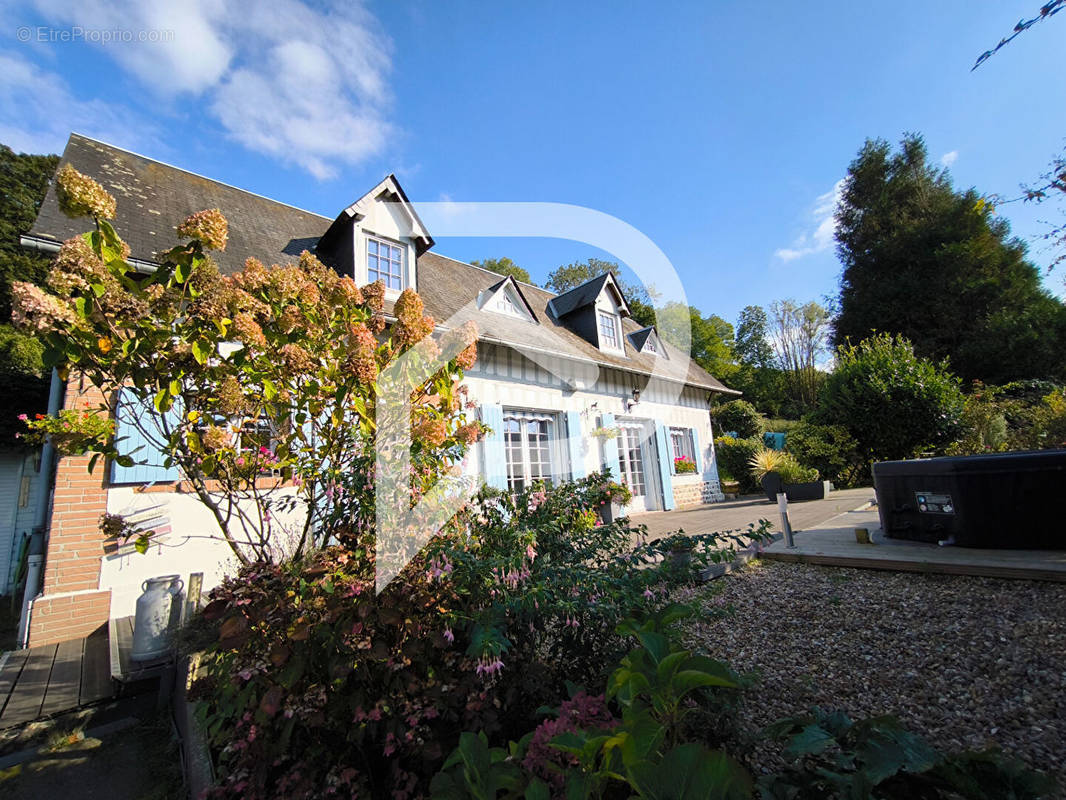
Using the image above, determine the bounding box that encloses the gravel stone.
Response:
[676,560,1066,793]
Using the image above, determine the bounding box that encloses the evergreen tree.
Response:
[833,134,1066,383]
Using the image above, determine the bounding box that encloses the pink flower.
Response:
[643,589,654,599]
[443,628,454,643]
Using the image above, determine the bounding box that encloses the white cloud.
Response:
[0,52,158,155]
[18,0,393,178]
[774,179,845,262]
[940,150,958,167]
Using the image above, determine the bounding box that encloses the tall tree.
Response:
[470,256,534,285]
[769,299,829,412]
[728,304,787,415]
[544,257,619,293]
[0,143,57,446]
[734,305,775,369]
[1,144,59,324]
[833,134,1066,384]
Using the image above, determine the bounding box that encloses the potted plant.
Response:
[661,531,695,569]
[595,477,633,524]
[748,448,824,503]
[777,459,824,502]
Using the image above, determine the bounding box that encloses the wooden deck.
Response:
[0,624,113,728]
[762,507,1066,582]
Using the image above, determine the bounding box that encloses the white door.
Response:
[616,423,649,512]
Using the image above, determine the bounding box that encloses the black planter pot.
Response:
[761,473,826,503]
[760,472,784,503]
[783,480,825,503]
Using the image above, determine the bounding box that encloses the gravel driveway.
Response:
[677,560,1065,792]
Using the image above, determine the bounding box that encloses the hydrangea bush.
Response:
[12,165,479,563]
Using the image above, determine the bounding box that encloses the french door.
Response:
[616,423,649,512]
[504,412,555,491]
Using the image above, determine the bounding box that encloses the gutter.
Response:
[17,367,63,648]
[20,234,160,273]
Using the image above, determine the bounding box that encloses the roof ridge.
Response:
[424,251,556,297]
[68,132,333,222]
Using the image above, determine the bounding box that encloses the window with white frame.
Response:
[670,427,697,474]
[598,311,621,350]
[503,411,556,491]
[366,235,405,290]
[644,335,658,355]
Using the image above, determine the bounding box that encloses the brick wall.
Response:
[28,374,112,646]
[672,479,724,509]
[27,590,111,646]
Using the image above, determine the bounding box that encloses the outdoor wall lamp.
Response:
[627,388,641,411]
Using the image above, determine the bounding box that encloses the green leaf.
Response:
[174,259,191,283]
[154,388,172,413]
[192,339,212,365]
[169,378,183,396]
[782,724,835,762]
[628,744,752,800]
[262,379,277,400]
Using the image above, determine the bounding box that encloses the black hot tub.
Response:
[872,450,1066,549]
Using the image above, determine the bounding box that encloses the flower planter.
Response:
[599,501,625,524]
[783,480,825,503]
[761,472,826,503]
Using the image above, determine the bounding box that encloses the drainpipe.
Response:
[17,368,63,648]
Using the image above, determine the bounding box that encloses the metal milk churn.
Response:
[131,574,185,661]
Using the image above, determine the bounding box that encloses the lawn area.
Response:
[677,561,1066,789]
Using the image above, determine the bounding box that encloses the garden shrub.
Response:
[712,399,763,439]
[714,436,763,493]
[432,605,1056,800]
[787,421,863,487]
[815,333,965,463]
[191,475,769,798]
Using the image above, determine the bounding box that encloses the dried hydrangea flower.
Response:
[10,281,76,332]
[202,425,232,452]
[55,164,116,220]
[176,208,229,251]
[393,288,434,347]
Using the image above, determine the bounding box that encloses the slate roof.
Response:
[23,134,736,395]
[25,134,329,274]
[549,273,613,317]
[417,254,735,393]
[628,326,657,353]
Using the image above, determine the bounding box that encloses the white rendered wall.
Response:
[101,486,306,618]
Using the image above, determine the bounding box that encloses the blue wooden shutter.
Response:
[480,403,507,490]
[655,422,676,511]
[565,410,585,481]
[111,388,182,484]
[691,428,704,474]
[600,413,621,480]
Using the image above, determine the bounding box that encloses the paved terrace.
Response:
[630,487,875,541]
[634,488,1066,582]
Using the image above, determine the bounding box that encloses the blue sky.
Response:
[1,1,1063,328]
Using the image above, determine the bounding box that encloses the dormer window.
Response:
[496,292,519,315]
[481,276,536,323]
[598,311,621,350]
[644,336,658,355]
[367,235,405,290]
